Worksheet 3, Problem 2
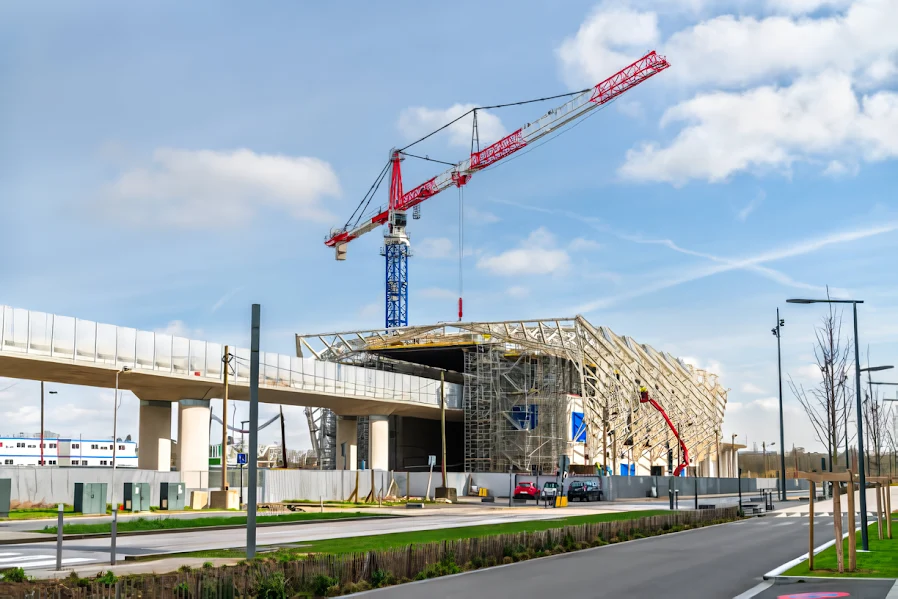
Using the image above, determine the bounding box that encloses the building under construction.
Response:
[297,316,727,475]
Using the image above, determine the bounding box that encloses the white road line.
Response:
[887,579,898,599]
[732,581,773,599]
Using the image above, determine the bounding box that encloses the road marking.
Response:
[887,579,898,599]
[0,552,95,570]
[732,581,773,599]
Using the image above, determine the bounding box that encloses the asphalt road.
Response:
[353,514,849,599]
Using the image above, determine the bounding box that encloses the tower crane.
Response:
[325,51,670,328]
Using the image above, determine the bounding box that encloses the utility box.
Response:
[0,479,10,518]
[74,483,107,515]
[159,482,185,511]
[123,482,151,512]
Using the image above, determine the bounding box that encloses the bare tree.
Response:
[863,369,894,476]
[788,294,853,471]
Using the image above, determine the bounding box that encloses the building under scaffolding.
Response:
[297,316,728,475]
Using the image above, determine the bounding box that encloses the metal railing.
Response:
[0,305,461,408]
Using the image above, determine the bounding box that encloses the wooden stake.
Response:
[832,485,844,573]
[348,470,359,503]
[876,482,883,540]
[846,475,856,572]
[808,481,815,571]
[883,479,892,539]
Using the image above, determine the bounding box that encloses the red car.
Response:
[513,482,539,500]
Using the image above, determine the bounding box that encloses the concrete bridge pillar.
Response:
[178,399,210,488]
[369,415,389,471]
[138,400,172,471]
[336,416,357,470]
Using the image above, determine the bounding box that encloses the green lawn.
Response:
[39,511,383,535]
[287,509,672,555]
[2,506,77,520]
[785,517,898,578]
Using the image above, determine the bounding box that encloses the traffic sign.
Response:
[237,453,247,465]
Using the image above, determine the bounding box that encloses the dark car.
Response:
[567,480,602,502]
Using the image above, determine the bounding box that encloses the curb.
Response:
[6,515,400,544]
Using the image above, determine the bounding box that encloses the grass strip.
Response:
[784,517,898,578]
[39,511,380,535]
[139,509,670,561]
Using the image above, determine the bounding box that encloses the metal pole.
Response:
[55,503,63,571]
[111,369,120,565]
[247,304,261,558]
[222,345,229,491]
[853,303,869,551]
[440,371,447,489]
[40,381,45,467]
[776,308,787,500]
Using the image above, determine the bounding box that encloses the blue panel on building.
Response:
[510,405,538,430]
[571,411,587,442]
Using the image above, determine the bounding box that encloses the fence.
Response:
[1,507,737,597]
[0,467,180,507]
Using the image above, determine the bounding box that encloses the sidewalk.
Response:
[30,557,244,580]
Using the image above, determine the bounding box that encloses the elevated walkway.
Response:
[0,305,461,419]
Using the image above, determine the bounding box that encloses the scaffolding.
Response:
[298,316,728,475]
[305,407,337,470]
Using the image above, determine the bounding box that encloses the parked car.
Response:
[513,481,539,500]
[541,481,559,500]
[567,480,602,502]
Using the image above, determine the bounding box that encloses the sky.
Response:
[1,0,897,458]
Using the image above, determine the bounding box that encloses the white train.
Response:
[0,435,137,467]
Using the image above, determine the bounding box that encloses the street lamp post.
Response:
[762,442,776,478]
[788,298,873,550]
[110,366,130,566]
[39,384,58,467]
[772,310,787,500]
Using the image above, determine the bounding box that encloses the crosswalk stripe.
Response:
[0,553,95,570]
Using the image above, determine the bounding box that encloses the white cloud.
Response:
[663,1,898,89]
[398,104,507,148]
[465,206,501,224]
[103,148,340,227]
[569,237,603,251]
[737,191,765,222]
[419,287,457,300]
[507,286,529,298]
[741,382,767,394]
[764,0,854,15]
[557,5,660,88]
[477,228,570,276]
[619,72,898,184]
[823,159,860,177]
[155,320,202,339]
[616,100,644,119]
[415,237,454,259]
[680,356,724,377]
[793,363,823,381]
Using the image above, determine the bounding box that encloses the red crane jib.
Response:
[639,389,690,477]
[325,50,670,249]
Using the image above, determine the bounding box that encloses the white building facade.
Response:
[0,435,137,467]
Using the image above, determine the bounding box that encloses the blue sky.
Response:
[2,0,897,458]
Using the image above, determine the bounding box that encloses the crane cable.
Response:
[458,184,464,321]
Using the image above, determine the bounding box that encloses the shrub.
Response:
[414,554,461,580]
[470,555,484,569]
[174,582,191,598]
[96,571,118,586]
[370,568,394,588]
[179,564,193,573]
[255,570,289,599]
[310,574,337,597]
[0,567,28,582]
[202,561,214,569]
[502,556,514,565]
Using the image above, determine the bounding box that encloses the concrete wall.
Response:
[0,467,181,506]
